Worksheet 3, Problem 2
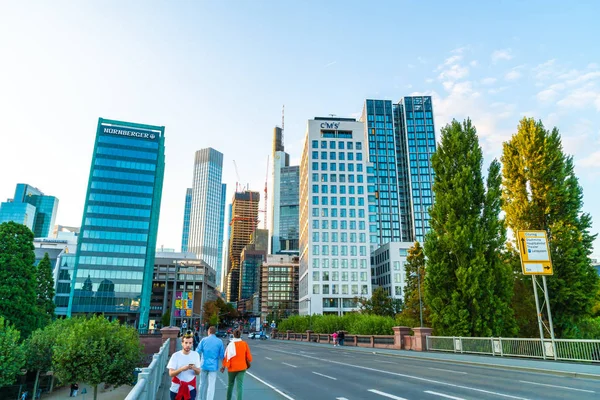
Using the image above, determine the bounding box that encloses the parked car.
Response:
[248,332,269,340]
[215,331,228,338]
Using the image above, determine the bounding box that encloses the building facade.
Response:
[187,148,226,286]
[238,229,268,308]
[180,188,192,252]
[370,241,413,300]
[261,254,299,321]
[69,118,165,329]
[299,117,372,315]
[0,183,59,237]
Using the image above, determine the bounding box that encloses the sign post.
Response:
[517,230,556,360]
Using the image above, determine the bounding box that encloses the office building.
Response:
[261,254,299,321]
[0,183,59,238]
[69,118,165,329]
[370,241,413,299]
[225,191,259,302]
[180,188,192,252]
[222,203,232,290]
[270,127,300,254]
[186,148,226,287]
[238,229,268,311]
[299,117,371,315]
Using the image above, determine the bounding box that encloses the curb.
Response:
[273,338,600,381]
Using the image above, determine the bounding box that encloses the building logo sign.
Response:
[103,127,159,141]
[320,122,341,129]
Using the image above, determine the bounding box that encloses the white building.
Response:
[370,241,413,300]
[299,117,372,315]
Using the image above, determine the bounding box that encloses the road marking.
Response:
[312,371,337,380]
[519,380,595,393]
[368,389,408,400]
[424,391,465,400]
[247,371,295,400]
[265,357,273,360]
[380,360,395,364]
[336,398,349,400]
[282,362,298,368]
[269,348,531,400]
[428,367,467,375]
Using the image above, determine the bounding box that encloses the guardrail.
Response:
[125,338,171,400]
[427,336,600,363]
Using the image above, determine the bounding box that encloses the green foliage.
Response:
[204,298,239,326]
[0,316,25,387]
[52,316,143,400]
[161,309,171,327]
[402,242,429,327]
[278,313,400,335]
[0,221,40,338]
[355,287,396,317]
[278,315,311,333]
[561,317,600,339]
[424,119,516,337]
[25,318,75,374]
[501,118,599,336]
[348,315,395,335]
[35,253,56,328]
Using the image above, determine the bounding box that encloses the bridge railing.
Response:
[427,336,600,363]
[125,338,171,400]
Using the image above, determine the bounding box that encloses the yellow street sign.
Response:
[517,230,553,275]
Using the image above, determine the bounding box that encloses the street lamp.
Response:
[410,269,424,328]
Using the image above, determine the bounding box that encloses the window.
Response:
[313,271,319,281]
[313,284,320,294]
[322,285,330,294]
[312,151,318,159]
[312,140,318,148]
[312,162,318,170]
[322,259,329,269]
[322,271,329,281]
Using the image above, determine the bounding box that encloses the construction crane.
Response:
[233,160,241,193]
[258,156,269,229]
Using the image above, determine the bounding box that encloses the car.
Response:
[248,332,269,340]
[215,331,228,338]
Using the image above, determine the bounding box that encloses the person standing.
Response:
[332,331,338,347]
[197,326,224,400]
[167,330,200,400]
[220,329,252,400]
[338,330,345,346]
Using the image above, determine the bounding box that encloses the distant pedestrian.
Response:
[182,319,188,333]
[193,330,200,351]
[332,331,338,347]
[197,326,225,400]
[338,331,345,346]
[221,329,252,400]
[70,383,79,397]
[167,330,200,400]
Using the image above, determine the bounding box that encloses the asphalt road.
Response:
[241,339,600,400]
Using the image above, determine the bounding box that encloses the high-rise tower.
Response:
[0,183,59,238]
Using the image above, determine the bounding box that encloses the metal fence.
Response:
[124,338,171,400]
[427,336,600,363]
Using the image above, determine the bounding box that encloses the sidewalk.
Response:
[41,383,133,399]
[274,338,600,380]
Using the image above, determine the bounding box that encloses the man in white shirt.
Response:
[167,330,200,400]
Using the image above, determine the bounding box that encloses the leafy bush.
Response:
[561,317,600,339]
[278,313,401,335]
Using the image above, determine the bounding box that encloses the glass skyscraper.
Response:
[187,148,226,287]
[69,118,165,329]
[0,183,59,237]
[180,188,192,252]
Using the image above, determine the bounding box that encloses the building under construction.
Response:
[225,190,259,302]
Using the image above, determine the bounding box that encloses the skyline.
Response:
[1,1,599,257]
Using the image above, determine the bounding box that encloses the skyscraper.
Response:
[180,188,192,252]
[270,127,300,254]
[226,191,259,302]
[69,118,165,328]
[299,117,371,315]
[187,148,226,286]
[0,183,59,237]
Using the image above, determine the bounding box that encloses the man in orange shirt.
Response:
[220,329,252,400]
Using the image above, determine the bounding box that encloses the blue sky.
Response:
[1,1,599,257]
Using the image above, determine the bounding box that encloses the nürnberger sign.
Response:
[103,127,157,140]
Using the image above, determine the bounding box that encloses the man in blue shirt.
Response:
[197,326,225,400]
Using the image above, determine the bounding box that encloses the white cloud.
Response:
[440,55,462,68]
[480,77,497,85]
[533,59,556,80]
[505,70,522,81]
[425,78,434,83]
[579,151,600,167]
[488,87,508,94]
[470,60,478,67]
[491,49,513,62]
[451,46,469,54]
[537,89,558,102]
[557,85,600,110]
[417,56,427,64]
[438,64,469,81]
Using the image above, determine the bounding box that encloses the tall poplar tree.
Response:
[501,117,599,336]
[36,252,56,328]
[402,242,429,326]
[0,221,40,338]
[424,119,516,336]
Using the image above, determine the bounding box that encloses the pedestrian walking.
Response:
[193,329,200,351]
[220,329,252,400]
[197,326,225,400]
[167,330,200,400]
[70,383,79,397]
[332,331,338,347]
[338,331,345,346]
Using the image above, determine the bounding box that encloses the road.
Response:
[241,339,600,400]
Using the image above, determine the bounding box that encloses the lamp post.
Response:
[306,297,312,329]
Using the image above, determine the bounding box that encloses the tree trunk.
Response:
[33,370,40,399]
[49,376,55,393]
[94,385,98,400]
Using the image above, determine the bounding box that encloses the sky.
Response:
[0,1,599,258]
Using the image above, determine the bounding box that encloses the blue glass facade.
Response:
[0,183,59,237]
[180,188,192,252]
[217,183,227,286]
[69,118,165,328]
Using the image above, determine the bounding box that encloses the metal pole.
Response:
[542,276,557,360]
[531,276,546,360]
[200,266,206,334]
[417,268,424,328]
[170,261,178,327]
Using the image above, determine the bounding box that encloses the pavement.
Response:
[41,383,133,399]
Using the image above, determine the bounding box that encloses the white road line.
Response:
[519,380,595,393]
[265,357,273,360]
[282,362,298,368]
[247,371,295,400]
[428,367,468,375]
[336,398,349,400]
[269,348,531,400]
[368,389,408,400]
[312,371,337,380]
[424,390,466,400]
[380,361,395,364]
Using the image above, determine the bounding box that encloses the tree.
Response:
[355,287,396,317]
[35,253,56,328]
[501,117,599,337]
[424,119,516,337]
[401,242,429,326]
[161,309,171,328]
[0,316,25,387]
[53,316,143,400]
[0,221,41,338]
